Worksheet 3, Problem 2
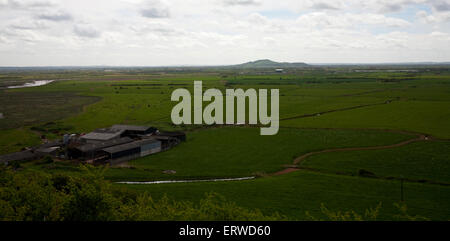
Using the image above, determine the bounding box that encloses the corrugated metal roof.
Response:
[102,139,160,154]
[81,129,124,141]
[36,147,59,154]
[91,128,124,134]
[76,137,133,153]
[39,140,62,149]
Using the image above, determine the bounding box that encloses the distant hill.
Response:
[232,59,309,68]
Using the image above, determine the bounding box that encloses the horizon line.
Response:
[0,61,450,68]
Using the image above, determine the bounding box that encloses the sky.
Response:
[0,0,449,66]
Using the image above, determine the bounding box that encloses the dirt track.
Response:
[272,134,428,176]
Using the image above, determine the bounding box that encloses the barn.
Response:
[70,137,134,160]
[102,138,161,165]
[0,124,183,166]
[110,125,157,136]
[80,128,125,144]
[153,136,178,150]
[0,150,38,165]
[157,131,186,142]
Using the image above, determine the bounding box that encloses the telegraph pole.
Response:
[400,178,404,202]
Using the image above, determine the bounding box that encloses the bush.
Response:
[0,165,285,221]
[358,169,376,177]
[35,156,54,165]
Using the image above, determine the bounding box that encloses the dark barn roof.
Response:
[157,131,185,137]
[0,150,37,164]
[75,137,134,153]
[111,125,156,132]
[102,139,160,154]
[111,125,149,131]
[157,131,186,141]
[153,136,172,141]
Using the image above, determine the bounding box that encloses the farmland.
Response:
[0,66,449,220]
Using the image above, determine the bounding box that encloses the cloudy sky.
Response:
[0,0,449,66]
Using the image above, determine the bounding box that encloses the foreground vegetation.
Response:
[0,166,433,221]
[0,166,285,221]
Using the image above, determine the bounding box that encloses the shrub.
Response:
[358,169,376,177]
[0,165,285,221]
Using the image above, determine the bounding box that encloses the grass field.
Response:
[0,91,100,130]
[123,127,412,181]
[1,67,449,220]
[301,141,450,183]
[281,100,450,139]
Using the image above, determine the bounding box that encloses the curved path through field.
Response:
[272,133,429,176]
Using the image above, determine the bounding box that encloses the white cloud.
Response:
[73,24,101,38]
[223,0,261,6]
[0,0,449,66]
[9,18,48,30]
[0,0,55,9]
[430,0,450,12]
[416,9,450,23]
[296,12,411,29]
[310,1,342,10]
[37,11,72,21]
[140,0,170,18]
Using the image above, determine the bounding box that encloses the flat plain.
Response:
[1,67,449,220]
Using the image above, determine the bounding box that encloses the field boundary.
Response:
[280,99,398,121]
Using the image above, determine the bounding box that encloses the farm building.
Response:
[0,140,64,165]
[81,128,125,144]
[157,131,186,142]
[0,150,39,165]
[35,147,60,156]
[39,140,63,149]
[80,125,158,143]
[153,131,186,150]
[153,136,179,150]
[102,138,161,165]
[1,124,184,166]
[110,125,157,136]
[69,137,134,160]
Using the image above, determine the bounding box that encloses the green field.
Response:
[301,141,450,183]
[1,67,449,220]
[122,127,411,181]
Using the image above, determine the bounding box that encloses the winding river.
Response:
[117,177,255,185]
[7,80,54,89]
